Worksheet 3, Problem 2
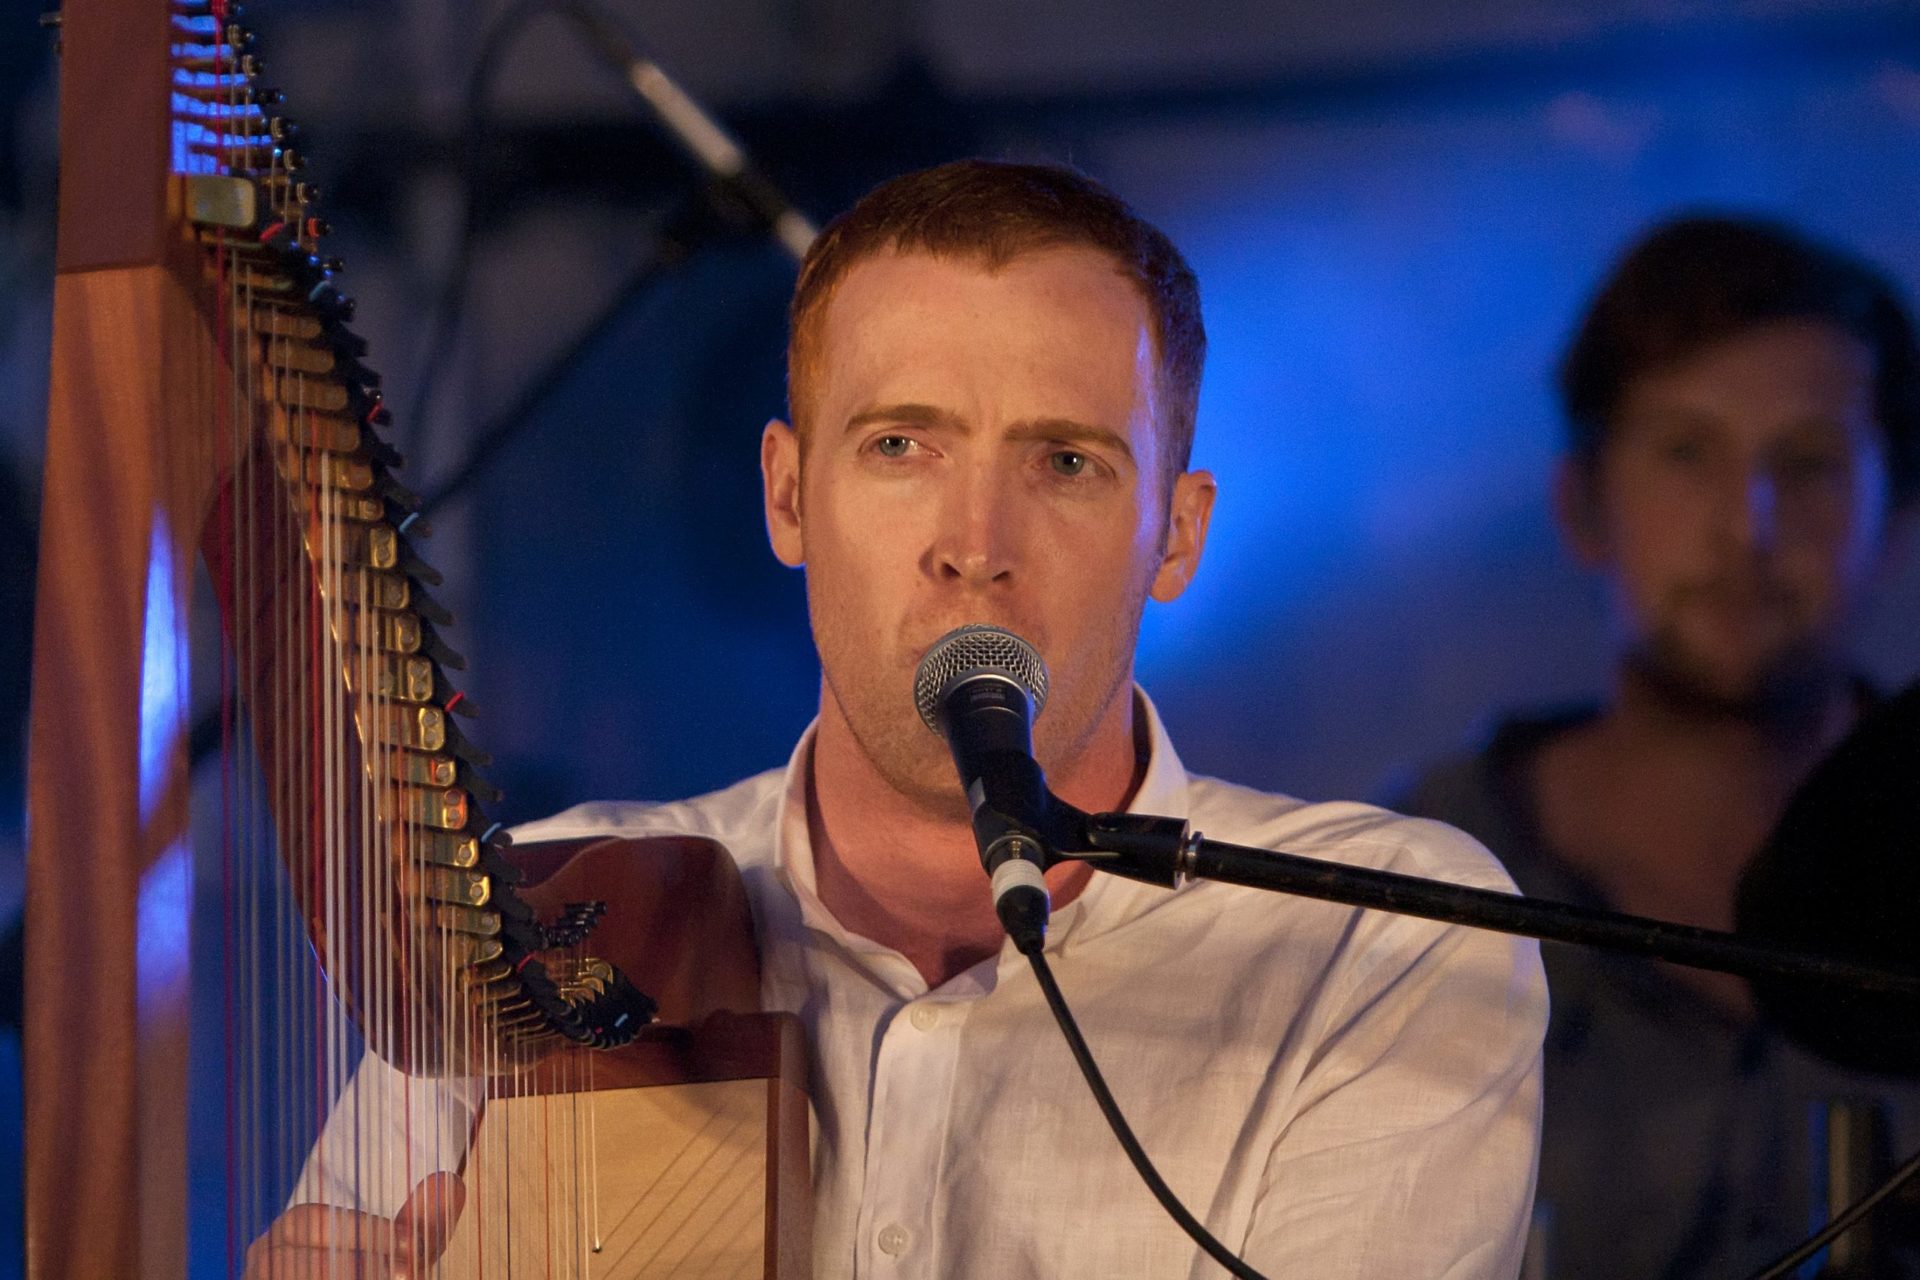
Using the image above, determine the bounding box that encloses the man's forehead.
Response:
[789,242,1166,454]
[1618,323,1878,424]
[817,248,1154,384]
[823,242,1141,311]
[808,246,1155,380]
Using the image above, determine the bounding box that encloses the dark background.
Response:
[4,0,1920,1272]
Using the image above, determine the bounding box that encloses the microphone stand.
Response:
[1038,809,1920,997]
[995,791,1920,1280]
[1005,791,1920,1280]
[554,0,817,262]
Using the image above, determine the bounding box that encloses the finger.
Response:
[259,1202,398,1256]
[245,1239,387,1280]
[393,1171,467,1266]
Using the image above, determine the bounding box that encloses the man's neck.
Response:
[1602,666,1858,772]
[804,693,1144,990]
[1530,668,1863,1015]
[1535,667,1859,933]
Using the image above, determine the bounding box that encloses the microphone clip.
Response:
[960,759,1061,957]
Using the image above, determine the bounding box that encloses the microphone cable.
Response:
[1742,1144,1920,1280]
[922,628,1920,1277]
[1024,946,1271,1280]
[1036,923,1920,1280]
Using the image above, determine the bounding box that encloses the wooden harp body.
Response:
[25,3,809,1276]
[452,836,811,1278]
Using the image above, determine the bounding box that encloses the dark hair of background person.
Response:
[786,158,1207,491]
[1559,215,1920,506]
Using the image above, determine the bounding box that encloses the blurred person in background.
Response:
[1391,216,1920,1279]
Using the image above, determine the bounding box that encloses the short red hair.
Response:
[787,159,1206,487]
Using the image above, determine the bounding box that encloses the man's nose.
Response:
[927,467,1019,586]
[1722,465,1780,552]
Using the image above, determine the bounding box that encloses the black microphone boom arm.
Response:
[1049,811,1920,998]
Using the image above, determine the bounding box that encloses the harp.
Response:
[24,3,809,1276]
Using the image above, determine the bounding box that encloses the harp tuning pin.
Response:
[460,764,503,805]
[270,117,303,147]
[305,217,331,239]
[408,583,453,627]
[420,626,463,670]
[330,327,370,359]
[374,471,422,511]
[223,24,255,54]
[475,838,521,883]
[320,255,345,275]
[251,85,284,108]
[257,221,299,255]
[313,289,355,323]
[402,551,445,589]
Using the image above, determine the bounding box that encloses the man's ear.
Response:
[1150,469,1217,602]
[1553,455,1609,569]
[762,419,805,568]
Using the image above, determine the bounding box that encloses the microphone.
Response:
[559,1,818,263]
[913,625,1056,954]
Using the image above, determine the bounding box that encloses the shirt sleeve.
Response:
[1238,857,1548,1279]
[287,1048,479,1217]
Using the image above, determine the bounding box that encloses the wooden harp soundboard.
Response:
[459,835,812,1279]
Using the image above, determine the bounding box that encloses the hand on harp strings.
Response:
[243,1173,466,1280]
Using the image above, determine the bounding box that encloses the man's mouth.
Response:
[1679,573,1796,611]
[905,619,1043,667]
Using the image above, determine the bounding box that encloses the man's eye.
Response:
[1775,450,1847,483]
[1049,450,1089,477]
[1656,437,1707,466]
[873,435,915,458]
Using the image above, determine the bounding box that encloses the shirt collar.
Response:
[1125,686,1191,823]
[772,686,1192,996]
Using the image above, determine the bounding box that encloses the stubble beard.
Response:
[1625,622,1842,730]
[828,663,976,821]
[814,593,1151,824]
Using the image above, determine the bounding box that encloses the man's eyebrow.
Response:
[1006,418,1136,463]
[843,403,966,433]
[1621,406,1718,433]
[841,405,1137,464]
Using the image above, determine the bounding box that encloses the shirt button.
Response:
[877,1223,912,1256]
[909,1005,940,1031]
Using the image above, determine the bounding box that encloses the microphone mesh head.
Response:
[913,624,1050,733]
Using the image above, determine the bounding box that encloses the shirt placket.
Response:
[856,996,967,1278]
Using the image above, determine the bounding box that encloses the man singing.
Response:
[253,159,1546,1279]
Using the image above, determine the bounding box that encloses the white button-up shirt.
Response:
[297,694,1546,1278]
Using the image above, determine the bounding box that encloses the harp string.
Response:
[216,71,240,1273]
[169,8,650,1273]
[215,13,251,1271]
